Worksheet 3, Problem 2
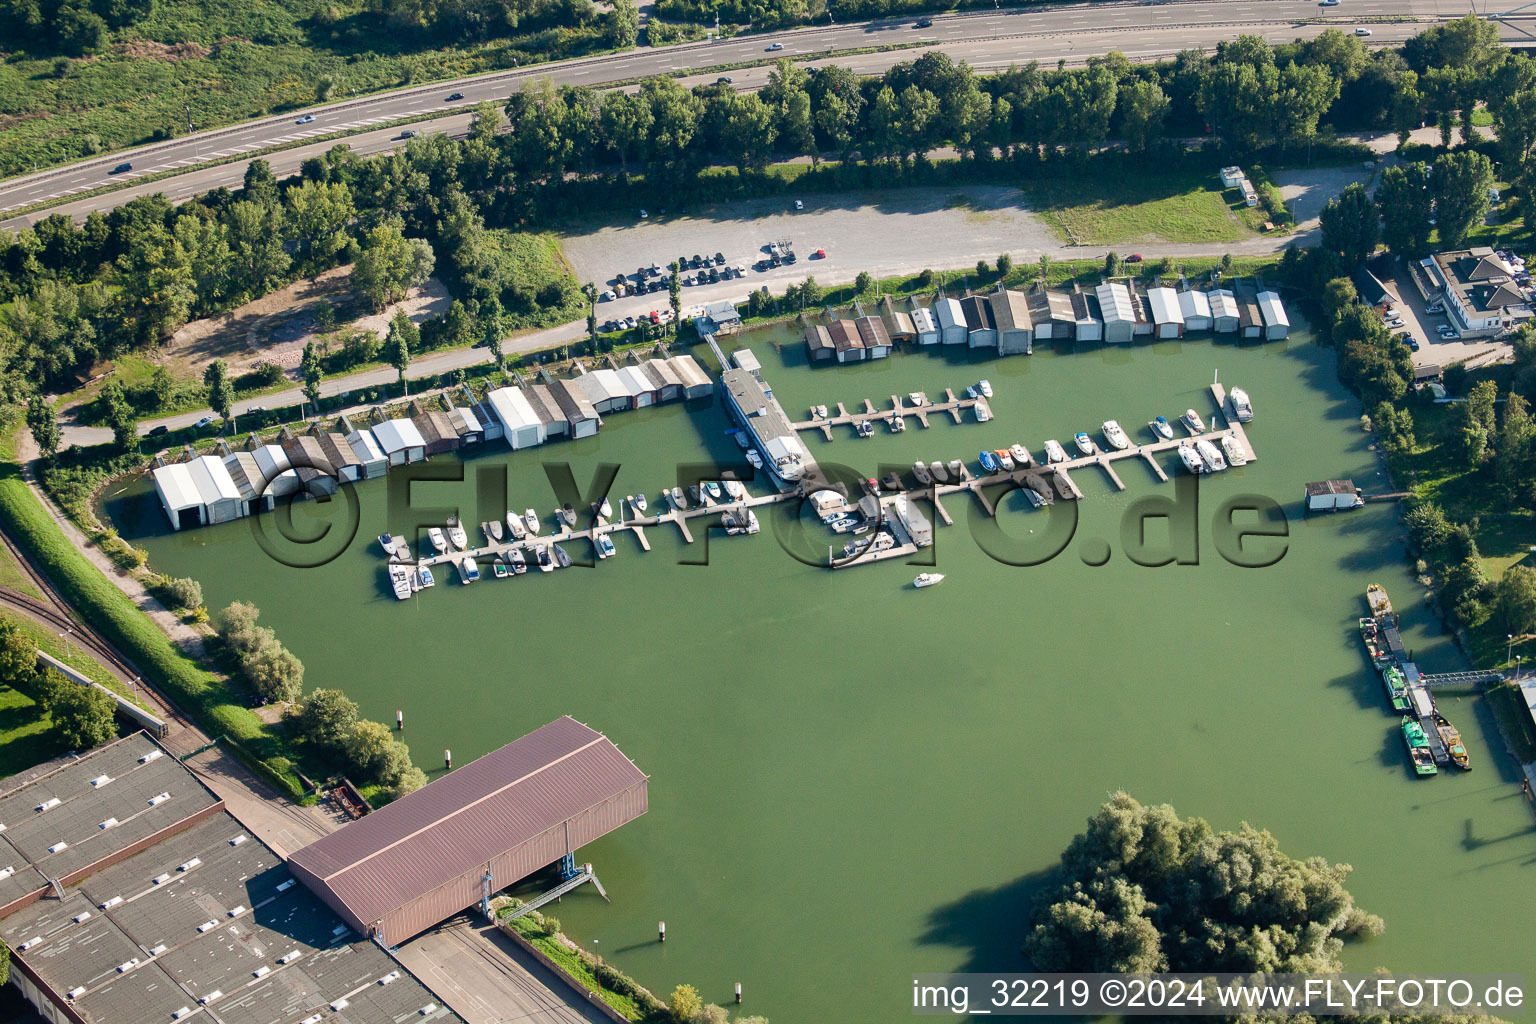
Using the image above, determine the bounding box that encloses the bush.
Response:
[217,601,304,703]
[164,576,203,611]
[37,669,118,749]
[668,985,703,1022]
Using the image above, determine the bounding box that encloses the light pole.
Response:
[1507,633,1515,667]
[59,628,73,658]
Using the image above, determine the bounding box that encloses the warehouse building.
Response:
[0,733,462,1024]
[288,717,647,948]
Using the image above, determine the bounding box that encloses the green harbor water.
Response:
[106,326,1535,1023]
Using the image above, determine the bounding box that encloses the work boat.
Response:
[1150,416,1174,441]
[524,508,541,534]
[1221,434,1249,466]
[1401,717,1438,776]
[1074,432,1097,456]
[1101,420,1130,451]
[1044,439,1067,464]
[1178,443,1205,474]
[1195,438,1227,471]
[427,527,447,553]
[1182,409,1206,433]
[914,573,945,588]
[1229,387,1254,422]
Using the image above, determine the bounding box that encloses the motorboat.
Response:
[965,385,978,399]
[1102,420,1130,450]
[995,450,1015,472]
[703,482,721,502]
[505,512,526,539]
[598,497,613,519]
[946,459,965,480]
[558,503,577,528]
[1196,438,1227,471]
[725,480,747,500]
[553,544,573,568]
[1053,472,1076,500]
[535,545,554,572]
[977,379,993,398]
[446,516,468,550]
[669,486,689,511]
[979,449,1000,473]
[913,461,933,485]
[827,514,859,533]
[914,573,945,588]
[509,549,527,574]
[596,533,616,559]
[1182,409,1206,433]
[973,398,993,422]
[746,449,763,469]
[1044,440,1067,464]
[1178,443,1205,474]
[428,527,447,553]
[456,556,479,583]
[378,534,397,559]
[1010,444,1033,467]
[816,404,829,418]
[856,421,875,437]
[1025,475,1054,505]
[389,565,413,600]
[1220,434,1249,466]
[889,415,906,432]
[493,561,509,578]
[633,492,649,514]
[908,392,927,407]
[1150,416,1174,441]
[485,520,503,543]
[1229,387,1254,422]
[1074,432,1097,456]
[930,461,949,483]
[416,565,435,588]
[524,508,540,534]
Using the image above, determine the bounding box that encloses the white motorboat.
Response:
[509,549,527,574]
[389,565,413,600]
[913,461,933,485]
[1182,409,1206,433]
[553,544,573,568]
[997,452,1016,471]
[669,486,689,511]
[416,565,435,588]
[599,497,613,519]
[908,392,927,407]
[914,573,945,588]
[485,520,503,543]
[1009,444,1032,467]
[535,545,554,572]
[977,379,993,398]
[596,533,616,559]
[890,415,906,432]
[725,480,746,500]
[1220,434,1249,466]
[1074,432,1097,456]
[856,421,875,437]
[505,511,526,539]
[1196,438,1228,471]
[816,404,829,419]
[1178,443,1205,474]
[633,492,648,513]
[1044,439,1067,464]
[524,508,540,534]
[379,534,398,558]
[973,398,993,422]
[746,449,763,469]
[1229,387,1254,422]
[946,459,965,480]
[456,556,479,584]
[446,517,468,550]
[1102,420,1131,451]
[1150,416,1174,441]
[930,461,949,483]
[428,527,447,553]
[966,384,978,399]
[705,481,722,501]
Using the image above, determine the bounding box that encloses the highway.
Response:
[0,0,1494,228]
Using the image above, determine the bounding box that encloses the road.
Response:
[0,0,1489,228]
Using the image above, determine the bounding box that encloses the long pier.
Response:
[793,388,980,440]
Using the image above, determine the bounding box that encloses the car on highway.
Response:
[193,416,213,429]
[717,76,733,85]
[296,114,316,124]
[766,42,783,51]
[399,130,417,139]
[1354,26,1372,35]
[1318,0,1338,5]
[148,425,170,437]
[110,162,132,174]
[914,17,933,26]
[446,92,464,101]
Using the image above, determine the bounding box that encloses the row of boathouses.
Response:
[805,281,1289,362]
[151,353,712,530]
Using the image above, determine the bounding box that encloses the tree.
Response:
[290,688,359,751]
[1495,564,1536,634]
[386,311,416,395]
[1375,162,1433,256]
[301,340,323,415]
[164,576,202,611]
[38,670,117,749]
[26,394,59,459]
[1404,501,1453,552]
[1431,150,1494,249]
[997,253,1013,277]
[1463,379,1499,464]
[101,379,137,450]
[344,720,412,785]
[1373,401,1415,455]
[0,619,36,689]
[204,359,234,427]
[855,271,873,294]
[605,0,638,48]
[217,602,304,703]
[668,985,703,1022]
[283,180,356,267]
[353,224,434,310]
[1026,792,1382,974]
[1104,252,1121,278]
[1496,391,1535,501]
[1319,182,1379,265]
[1038,253,1053,281]
[1116,78,1169,151]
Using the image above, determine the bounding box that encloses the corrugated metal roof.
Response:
[287,718,646,929]
[153,465,203,513]
[1178,289,1212,320]
[1147,286,1184,325]
[186,456,240,504]
[1257,291,1290,327]
[372,419,425,454]
[486,387,541,432]
[1095,283,1134,323]
[1207,290,1240,319]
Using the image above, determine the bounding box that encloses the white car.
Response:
[766,42,784,51]
[638,209,648,219]
[1319,0,1338,5]
[1385,318,1405,329]
[600,289,616,301]
[1354,26,1372,35]
[1437,324,1458,337]
[193,416,213,429]
[793,199,803,210]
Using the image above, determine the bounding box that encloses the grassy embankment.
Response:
[1026,167,1290,245]
[496,901,667,1022]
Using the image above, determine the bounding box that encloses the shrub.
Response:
[164,576,203,611]
[668,985,703,1022]
[37,669,118,749]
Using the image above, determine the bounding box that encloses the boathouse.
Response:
[1178,288,1213,331]
[446,404,484,444]
[1257,291,1290,339]
[413,408,461,456]
[642,359,684,401]
[372,418,427,465]
[487,387,545,450]
[288,717,648,947]
[223,450,276,512]
[316,430,363,482]
[804,323,835,361]
[253,443,301,497]
[829,319,865,363]
[1207,289,1240,333]
[1131,284,1155,336]
[990,289,1033,354]
[880,296,916,342]
[934,297,967,345]
[1027,287,1075,341]
[347,428,389,477]
[1147,286,1185,338]
[1096,282,1135,343]
[668,355,713,399]
[910,304,940,345]
[855,313,893,358]
[550,379,601,437]
[618,364,658,407]
[1236,288,1264,339]
[960,295,998,349]
[525,383,567,438]
[152,457,242,531]
[1070,286,1103,342]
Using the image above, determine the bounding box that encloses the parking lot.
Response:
[1384,261,1515,371]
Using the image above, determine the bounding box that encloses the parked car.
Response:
[1385,317,1405,329]
[446,92,464,101]
[691,254,703,267]
[148,425,170,437]
[714,251,725,263]
[794,199,803,210]
[1425,303,1444,313]
[600,289,616,301]
[812,248,826,259]
[1437,324,1458,337]
[110,162,132,174]
[639,208,648,219]
[1126,253,1143,262]
[193,416,213,429]
[1406,337,1421,351]
[296,114,316,124]
[1318,0,1338,5]
[766,42,784,50]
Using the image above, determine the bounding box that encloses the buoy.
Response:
[658,921,666,942]
[734,983,742,1004]
[444,749,452,770]
[397,710,403,731]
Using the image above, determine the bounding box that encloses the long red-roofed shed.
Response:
[287,716,647,945]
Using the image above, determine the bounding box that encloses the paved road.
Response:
[0,0,1479,228]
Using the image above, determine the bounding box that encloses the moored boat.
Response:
[995,450,1015,472]
[973,398,993,422]
[1044,440,1067,464]
[524,508,541,534]
[1074,432,1097,456]
[506,512,526,539]
[908,392,927,407]
[669,486,689,511]
[1150,416,1174,441]
[389,565,413,600]
[599,497,613,519]
[510,549,527,574]
[633,492,648,514]
[979,449,999,473]
[890,414,906,432]
[1381,665,1412,713]
[1178,443,1205,474]
[1220,434,1249,466]
[977,379,993,398]
[379,534,397,559]
[596,533,616,559]
[1401,717,1438,776]
[746,449,763,469]
[553,543,573,568]
[1229,387,1254,422]
[856,420,875,437]
[914,573,945,588]
[485,520,503,543]
[725,480,747,500]
[416,565,435,588]
[1366,584,1392,618]
[1102,420,1130,451]
[930,460,949,483]
[456,556,480,584]
[1182,409,1206,433]
[913,461,933,485]
[446,516,468,550]
[946,459,965,480]
[1052,472,1076,500]
[493,561,509,578]
[535,545,554,572]
[1195,438,1227,471]
[705,481,723,501]
[1010,443,1033,467]
[428,527,447,553]
[1434,712,1471,769]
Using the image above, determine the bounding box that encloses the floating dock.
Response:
[794,388,980,440]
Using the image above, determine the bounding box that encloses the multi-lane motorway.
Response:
[0,0,1496,228]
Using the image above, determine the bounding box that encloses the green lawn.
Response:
[0,684,67,781]
[1026,171,1262,246]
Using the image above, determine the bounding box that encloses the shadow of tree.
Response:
[917,866,1059,973]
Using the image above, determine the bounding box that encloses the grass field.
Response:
[0,684,65,781]
[1027,170,1261,246]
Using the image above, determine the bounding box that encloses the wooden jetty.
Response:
[793,388,982,441]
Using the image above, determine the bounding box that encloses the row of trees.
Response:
[1320,150,1495,264]
[216,602,305,704]
[0,618,118,749]
[286,688,426,797]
